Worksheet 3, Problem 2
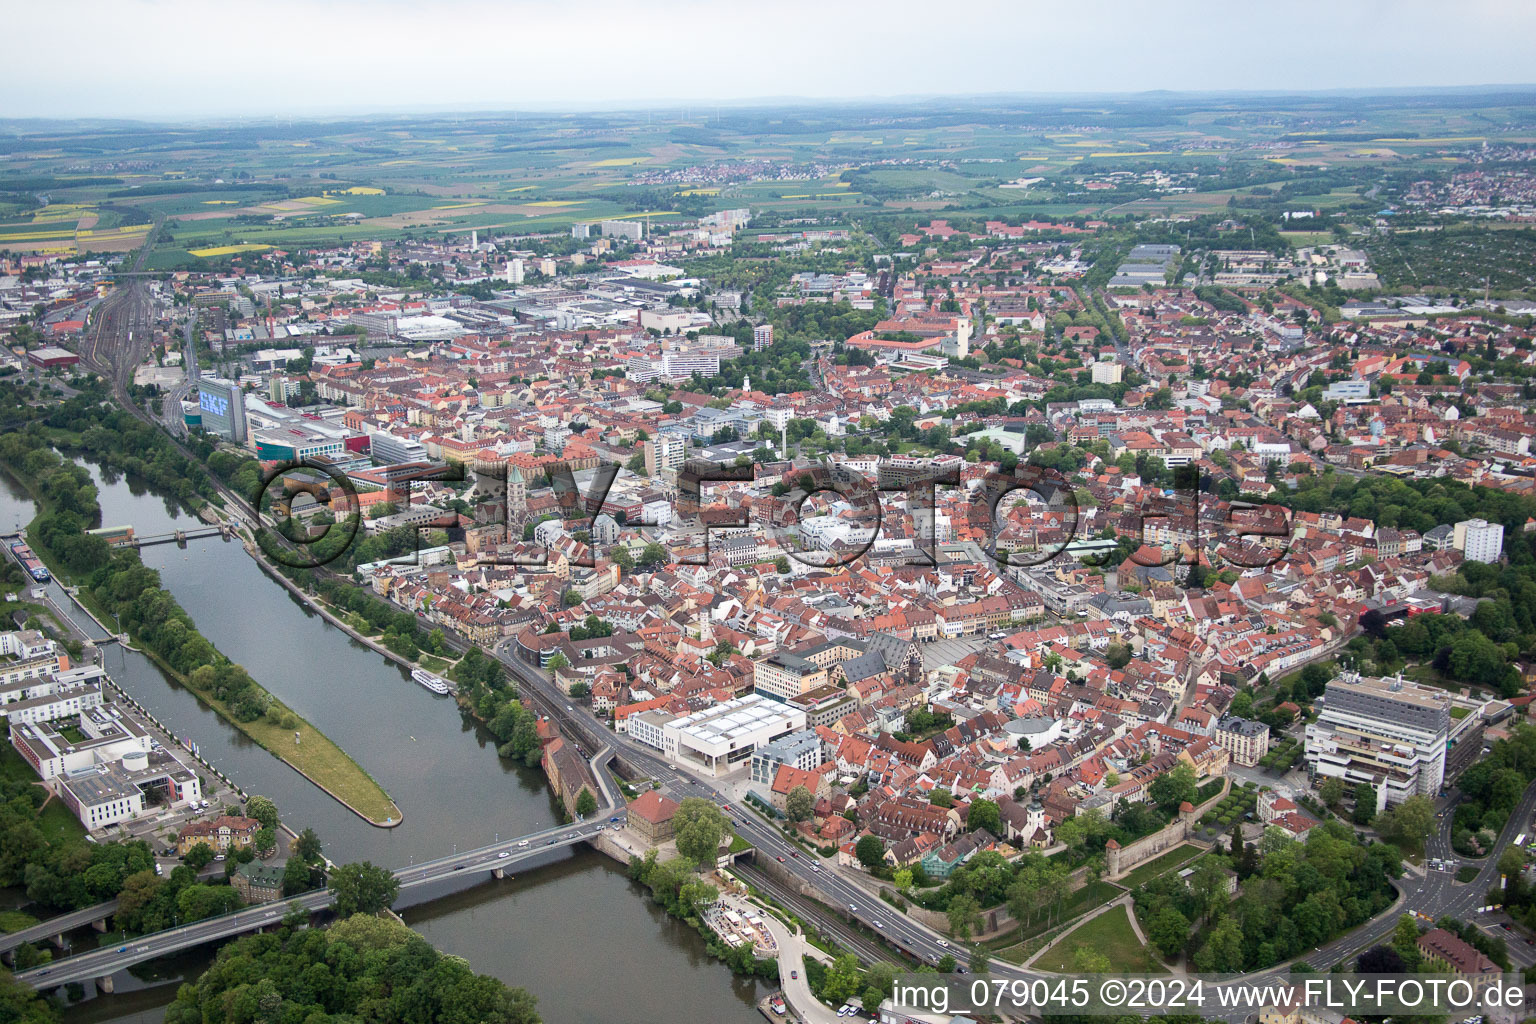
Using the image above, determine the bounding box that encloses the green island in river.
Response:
[0,389,401,827]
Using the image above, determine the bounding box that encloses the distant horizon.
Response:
[5,0,1536,120]
[4,82,1536,129]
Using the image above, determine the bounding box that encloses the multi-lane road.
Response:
[18,814,624,989]
[40,268,1534,1003]
[497,641,1536,1013]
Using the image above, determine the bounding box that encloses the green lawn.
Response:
[38,797,87,844]
[983,879,1125,950]
[1116,843,1203,890]
[1033,903,1166,973]
[0,910,40,934]
[0,744,39,786]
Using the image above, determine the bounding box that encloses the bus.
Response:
[1515,833,1527,847]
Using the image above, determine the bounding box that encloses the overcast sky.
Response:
[6,0,1535,119]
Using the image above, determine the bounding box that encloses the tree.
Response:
[184,842,215,870]
[1319,777,1346,809]
[1357,944,1407,974]
[1193,916,1245,972]
[1072,945,1112,973]
[1375,795,1435,852]
[1392,913,1422,958]
[253,826,277,858]
[1149,763,1198,812]
[575,788,598,818]
[281,856,315,897]
[328,860,400,916]
[673,797,729,869]
[947,893,981,938]
[967,799,1002,838]
[162,913,539,1024]
[1148,906,1191,959]
[1230,691,1255,718]
[1188,858,1232,924]
[820,954,863,1005]
[936,953,957,972]
[928,789,953,808]
[855,834,885,868]
[293,827,322,863]
[245,795,279,831]
[969,943,991,974]
[1352,783,1379,825]
[786,785,815,822]
[1499,845,1526,881]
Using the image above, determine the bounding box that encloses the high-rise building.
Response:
[506,259,524,285]
[753,324,773,351]
[368,431,429,465]
[1453,518,1504,564]
[644,433,686,478]
[752,653,829,703]
[571,223,591,239]
[1304,671,1451,811]
[600,219,643,241]
[196,378,247,443]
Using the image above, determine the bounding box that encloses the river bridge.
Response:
[14,811,625,991]
[120,523,237,549]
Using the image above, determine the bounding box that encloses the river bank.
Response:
[0,448,401,829]
[0,439,768,1024]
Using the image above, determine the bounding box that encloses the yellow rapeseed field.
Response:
[188,243,272,258]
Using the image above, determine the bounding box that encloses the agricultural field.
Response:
[2,94,1535,270]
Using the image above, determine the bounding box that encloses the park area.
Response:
[1033,903,1166,973]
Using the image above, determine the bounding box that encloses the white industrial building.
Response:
[0,664,107,726]
[1304,672,1450,812]
[10,702,204,830]
[660,695,807,776]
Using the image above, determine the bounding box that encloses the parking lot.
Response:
[920,636,987,672]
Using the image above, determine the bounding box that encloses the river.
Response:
[0,463,765,1024]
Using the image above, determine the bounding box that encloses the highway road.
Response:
[17,813,626,989]
[0,899,120,955]
[52,281,1534,1006]
[493,638,1536,1019]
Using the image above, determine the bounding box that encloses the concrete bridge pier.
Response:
[96,975,114,995]
[49,934,65,949]
[91,918,108,932]
[492,867,508,880]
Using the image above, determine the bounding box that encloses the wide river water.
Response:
[0,461,764,1024]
